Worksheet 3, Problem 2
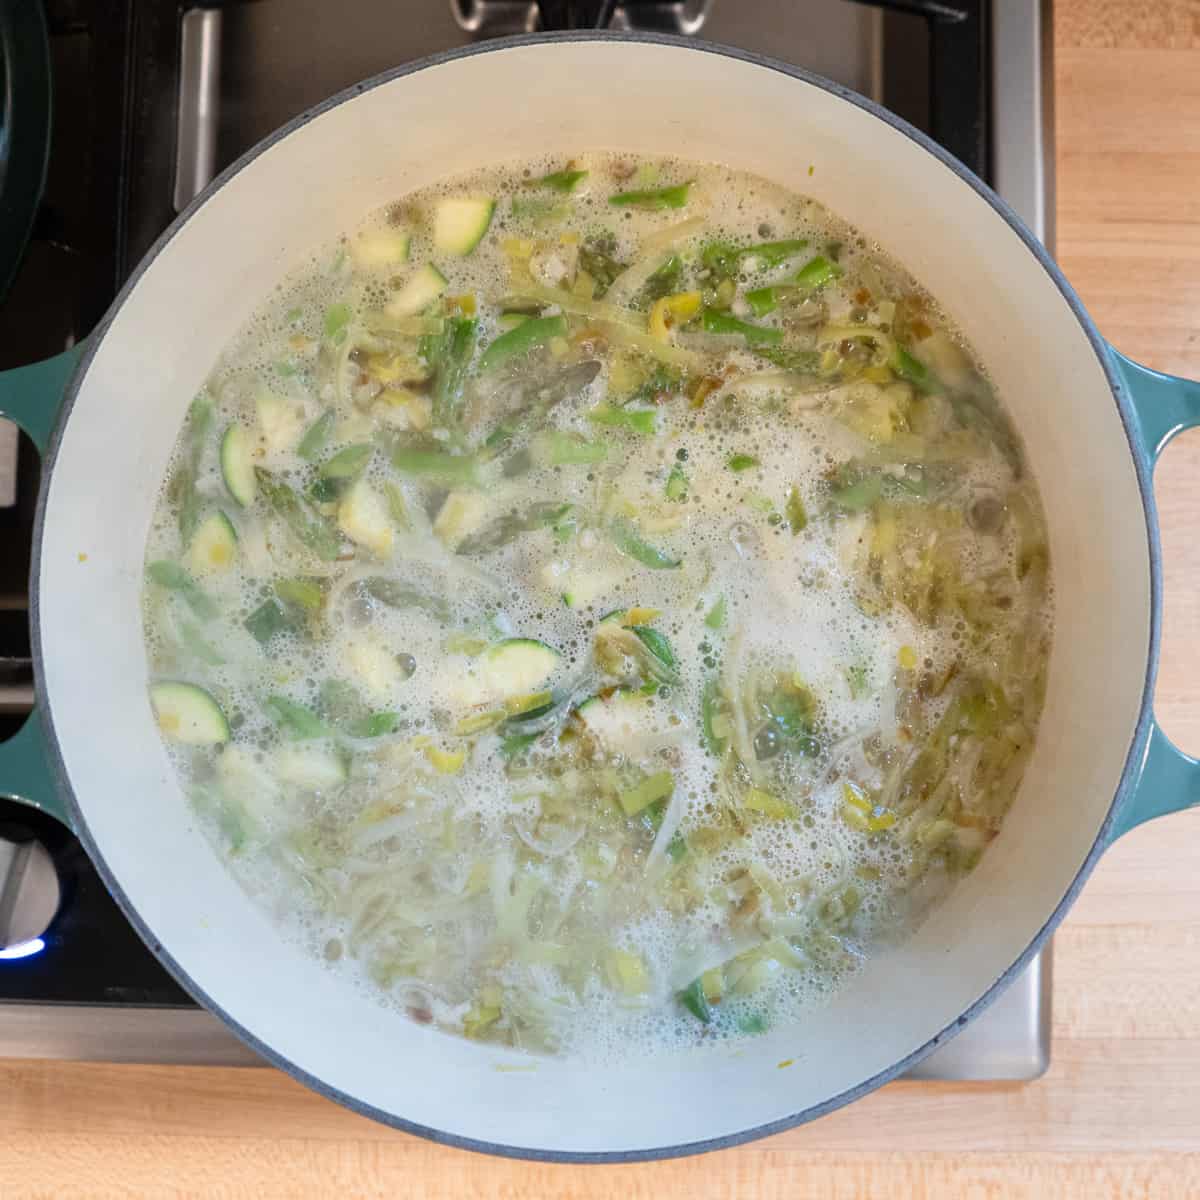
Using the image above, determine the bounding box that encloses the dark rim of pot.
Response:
[30,30,1160,1165]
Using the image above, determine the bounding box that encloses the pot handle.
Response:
[0,346,85,831]
[1107,348,1200,842]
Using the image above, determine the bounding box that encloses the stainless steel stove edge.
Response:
[0,947,1051,1077]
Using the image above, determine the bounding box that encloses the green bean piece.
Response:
[146,560,219,620]
[701,309,784,346]
[265,695,335,740]
[479,315,567,371]
[609,182,692,210]
[390,447,481,487]
[587,404,657,435]
[793,254,842,291]
[610,517,681,569]
[678,978,712,1023]
[537,168,588,192]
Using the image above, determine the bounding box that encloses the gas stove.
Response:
[0,0,1053,1079]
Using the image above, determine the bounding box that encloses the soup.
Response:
[142,154,1053,1057]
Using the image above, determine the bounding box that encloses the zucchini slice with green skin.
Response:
[433,197,496,256]
[385,262,448,317]
[150,682,229,745]
[481,638,560,698]
[351,229,410,269]
[187,511,238,576]
[220,425,257,507]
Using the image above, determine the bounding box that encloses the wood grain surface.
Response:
[4,2,1200,1195]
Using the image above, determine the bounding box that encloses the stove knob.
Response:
[0,837,61,951]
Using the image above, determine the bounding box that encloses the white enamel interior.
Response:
[37,41,1151,1155]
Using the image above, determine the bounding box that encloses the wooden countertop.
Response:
[4,3,1200,1196]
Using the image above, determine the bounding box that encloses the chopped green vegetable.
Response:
[700,676,727,755]
[758,345,821,373]
[892,345,938,393]
[678,978,712,1023]
[244,598,291,644]
[611,517,680,569]
[255,468,343,561]
[700,240,740,277]
[700,309,783,346]
[744,787,795,819]
[457,502,572,555]
[347,711,401,738]
[609,181,691,210]
[537,168,588,192]
[847,664,869,699]
[786,486,808,533]
[793,254,842,291]
[265,695,334,740]
[479,315,567,371]
[829,471,883,512]
[744,287,779,317]
[421,315,478,424]
[323,303,352,341]
[704,596,727,630]
[665,464,688,501]
[297,410,335,461]
[173,394,214,545]
[629,626,676,672]
[532,430,609,466]
[666,832,687,863]
[587,405,657,435]
[390,446,481,487]
[383,481,410,529]
[701,237,808,280]
[618,770,674,816]
[727,453,760,472]
[146,560,218,620]
[746,238,810,268]
[498,730,538,759]
[275,577,324,612]
[579,238,627,295]
[737,1012,768,1034]
[362,577,451,622]
[319,443,373,481]
[641,254,683,304]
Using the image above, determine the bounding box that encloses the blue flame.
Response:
[0,937,46,960]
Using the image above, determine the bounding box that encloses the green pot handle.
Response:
[0,345,85,830]
[1107,348,1200,842]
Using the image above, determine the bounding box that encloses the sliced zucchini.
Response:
[385,263,448,317]
[481,638,560,699]
[255,390,305,455]
[433,197,495,256]
[220,425,257,507]
[346,636,402,700]
[433,490,491,550]
[150,682,229,745]
[275,746,348,792]
[187,511,238,576]
[350,228,411,269]
[577,688,673,757]
[337,478,393,559]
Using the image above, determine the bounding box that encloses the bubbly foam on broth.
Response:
[143,154,1053,1060]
